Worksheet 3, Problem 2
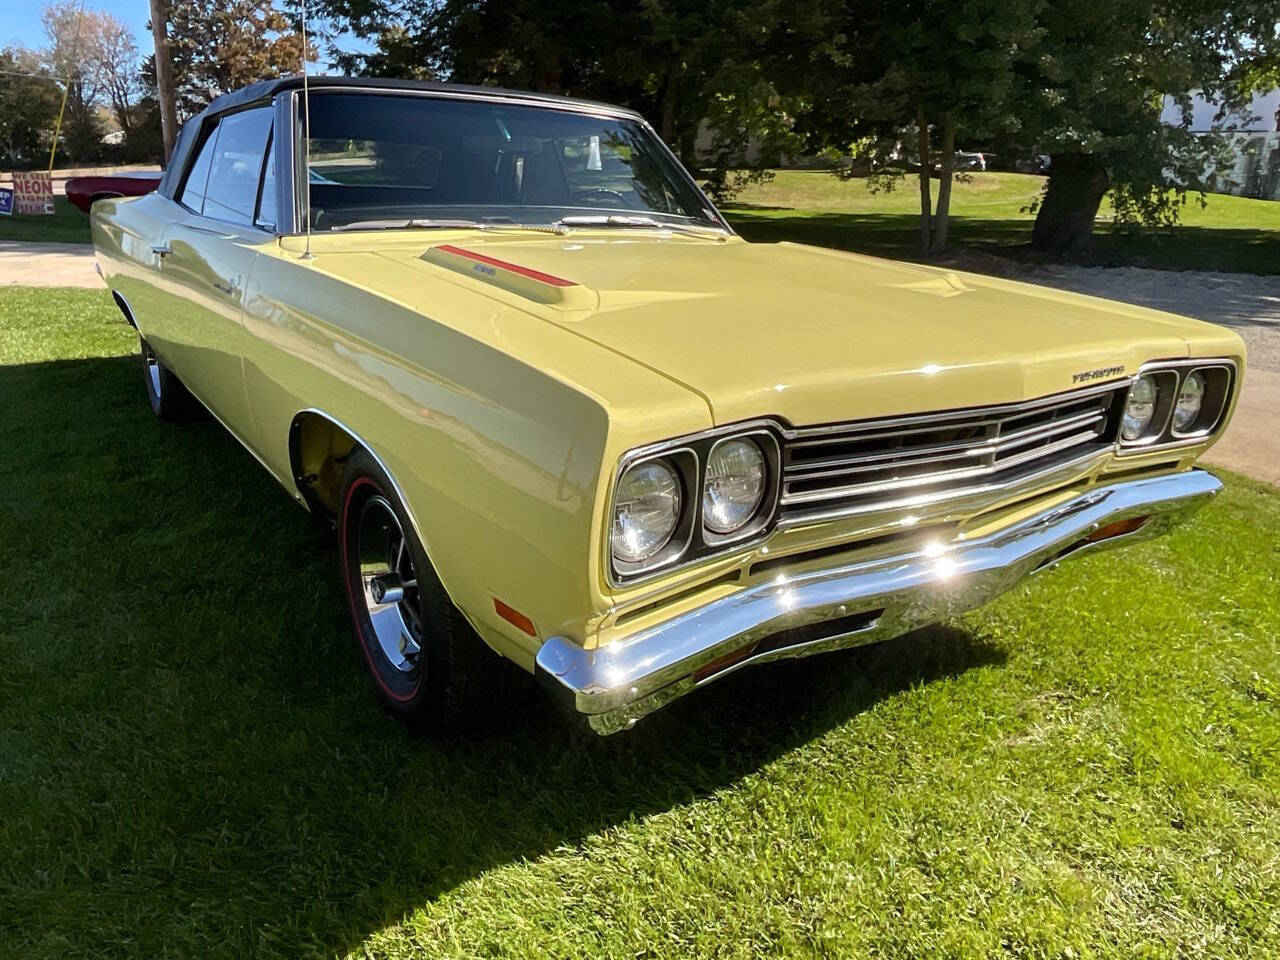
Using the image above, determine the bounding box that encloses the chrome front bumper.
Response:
[536,469,1222,734]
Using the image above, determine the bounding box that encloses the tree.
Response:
[1014,0,1280,252]
[42,0,107,163]
[86,11,143,147]
[145,0,307,118]
[315,0,831,191]
[0,46,63,167]
[806,0,1042,255]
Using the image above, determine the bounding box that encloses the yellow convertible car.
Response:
[92,77,1244,734]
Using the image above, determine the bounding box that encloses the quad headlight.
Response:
[1172,370,1206,433]
[610,426,781,582]
[611,459,682,563]
[1117,361,1236,451]
[1121,374,1161,441]
[703,438,767,534]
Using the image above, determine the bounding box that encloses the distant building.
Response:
[1162,90,1280,200]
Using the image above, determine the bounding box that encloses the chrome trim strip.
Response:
[786,378,1125,439]
[1116,368,1178,449]
[605,419,782,589]
[989,408,1107,454]
[274,91,297,235]
[780,385,1119,509]
[110,289,137,328]
[608,445,699,581]
[1170,363,1234,440]
[782,428,1109,506]
[279,86,733,238]
[700,429,782,548]
[1115,358,1239,457]
[777,443,1110,528]
[543,469,1222,734]
[286,407,428,549]
[786,404,1107,474]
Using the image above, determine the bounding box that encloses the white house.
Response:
[1161,90,1280,200]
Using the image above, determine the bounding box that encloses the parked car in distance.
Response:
[952,151,989,171]
[65,171,162,213]
[91,77,1245,735]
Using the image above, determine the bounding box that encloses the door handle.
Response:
[151,242,171,257]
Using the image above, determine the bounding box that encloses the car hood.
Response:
[313,233,1238,426]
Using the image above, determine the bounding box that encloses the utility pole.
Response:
[149,0,178,163]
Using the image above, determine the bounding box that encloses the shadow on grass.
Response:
[0,353,1006,958]
[726,209,1280,275]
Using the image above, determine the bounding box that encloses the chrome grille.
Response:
[781,384,1125,523]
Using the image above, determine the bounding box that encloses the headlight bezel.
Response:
[607,423,782,585]
[1170,363,1234,439]
[1171,369,1206,434]
[1116,359,1237,454]
[608,447,698,581]
[1118,370,1177,446]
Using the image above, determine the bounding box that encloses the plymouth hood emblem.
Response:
[1072,365,1125,384]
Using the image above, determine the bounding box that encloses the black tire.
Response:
[338,447,528,733]
[140,337,197,421]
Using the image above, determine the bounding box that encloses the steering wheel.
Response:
[571,187,628,206]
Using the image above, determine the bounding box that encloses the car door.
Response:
[156,105,275,442]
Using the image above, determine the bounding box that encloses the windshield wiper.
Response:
[553,214,728,240]
[330,218,494,232]
[331,215,729,239]
[331,218,580,235]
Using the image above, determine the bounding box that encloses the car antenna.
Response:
[299,0,314,259]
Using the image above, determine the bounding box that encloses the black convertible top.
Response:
[159,76,643,197]
[203,75,641,120]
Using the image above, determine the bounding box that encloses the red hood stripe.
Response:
[435,244,576,287]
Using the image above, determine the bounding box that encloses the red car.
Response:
[65,172,162,213]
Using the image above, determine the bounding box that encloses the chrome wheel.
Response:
[354,495,423,673]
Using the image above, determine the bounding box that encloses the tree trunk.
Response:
[930,114,956,253]
[149,0,178,164]
[660,62,680,145]
[1031,154,1110,253]
[916,106,931,256]
[532,46,563,94]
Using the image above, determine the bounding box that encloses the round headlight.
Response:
[1172,370,1205,433]
[703,438,767,535]
[612,460,682,563]
[1121,374,1160,441]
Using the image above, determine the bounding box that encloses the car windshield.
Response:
[301,92,724,232]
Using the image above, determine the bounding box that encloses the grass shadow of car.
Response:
[0,353,1007,957]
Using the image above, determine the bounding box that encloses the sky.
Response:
[2,0,371,65]
[4,0,156,56]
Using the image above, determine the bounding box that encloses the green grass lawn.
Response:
[2,288,1279,958]
[0,195,94,244]
[725,171,1280,274]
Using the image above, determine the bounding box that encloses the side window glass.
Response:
[177,122,218,211]
[203,106,273,225]
[256,128,276,231]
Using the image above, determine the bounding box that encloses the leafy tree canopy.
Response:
[314,0,833,197]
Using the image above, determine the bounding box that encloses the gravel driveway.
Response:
[1026,265,1280,373]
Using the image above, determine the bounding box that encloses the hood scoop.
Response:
[893,271,972,298]
[421,244,598,309]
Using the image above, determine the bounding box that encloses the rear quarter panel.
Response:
[90,193,178,344]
